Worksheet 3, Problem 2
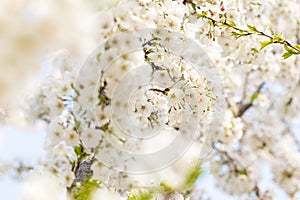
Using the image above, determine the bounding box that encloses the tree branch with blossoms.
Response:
[201,14,300,59]
[2,0,300,200]
[184,1,300,59]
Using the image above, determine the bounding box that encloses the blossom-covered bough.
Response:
[65,28,224,199]
[1,0,300,199]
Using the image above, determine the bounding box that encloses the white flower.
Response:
[77,86,97,111]
[81,128,103,148]
[167,88,184,106]
[91,161,115,181]
[45,118,65,147]
[42,77,72,116]
[60,169,75,187]
[135,115,151,128]
[161,0,188,19]
[48,142,77,162]
[218,111,243,145]
[64,130,79,147]
[43,94,65,117]
[168,109,183,125]
[152,70,173,87]
[135,101,153,117]
[147,50,165,66]
[97,10,115,33]
[95,106,111,127]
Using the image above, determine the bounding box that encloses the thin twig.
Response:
[235,82,265,117]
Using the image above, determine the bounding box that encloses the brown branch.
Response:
[235,82,265,117]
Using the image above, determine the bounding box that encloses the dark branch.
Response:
[235,82,265,117]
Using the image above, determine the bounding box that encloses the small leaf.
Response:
[196,12,208,18]
[251,48,259,53]
[228,20,236,27]
[271,35,284,43]
[250,92,260,102]
[74,145,83,157]
[231,31,239,36]
[231,31,244,38]
[184,165,203,189]
[160,182,173,193]
[295,44,300,51]
[247,24,258,32]
[284,44,292,52]
[283,44,299,55]
[220,23,231,28]
[260,40,272,50]
[238,169,248,176]
[74,144,90,161]
[282,51,294,59]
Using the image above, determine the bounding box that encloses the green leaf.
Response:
[230,31,239,36]
[74,145,84,157]
[220,23,231,28]
[184,165,203,189]
[238,169,248,176]
[271,35,284,43]
[74,144,90,161]
[196,12,208,18]
[251,48,259,53]
[284,44,292,52]
[295,44,300,51]
[250,92,260,102]
[283,45,299,58]
[247,24,258,32]
[160,182,173,193]
[228,20,236,27]
[260,40,272,50]
[72,180,100,200]
[282,51,294,59]
[127,189,153,200]
[231,31,244,38]
[98,94,111,106]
